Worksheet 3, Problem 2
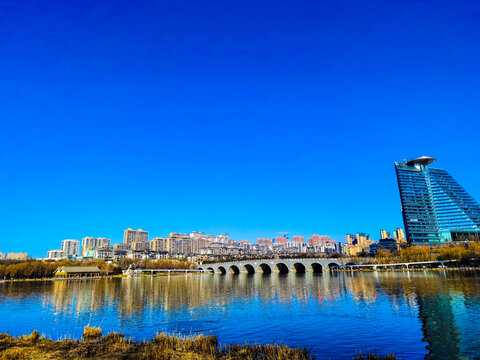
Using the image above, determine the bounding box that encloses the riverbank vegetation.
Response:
[0,327,396,360]
[0,326,312,359]
[0,259,194,280]
[374,241,480,265]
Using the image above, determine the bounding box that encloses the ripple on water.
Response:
[1,272,479,359]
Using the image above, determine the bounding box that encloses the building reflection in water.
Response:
[2,270,477,359]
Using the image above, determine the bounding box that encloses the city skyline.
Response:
[2,1,480,257]
[4,224,407,259]
[1,155,477,257]
[23,227,402,258]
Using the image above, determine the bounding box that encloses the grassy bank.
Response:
[0,327,395,360]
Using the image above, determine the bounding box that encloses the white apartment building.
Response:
[123,228,149,247]
[215,233,229,243]
[7,252,28,260]
[93,248,114,260]
[61,239,80,256]
[190,231,205,240]
[82,237,111,255]
[47,249,66,260]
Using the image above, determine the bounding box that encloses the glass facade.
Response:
[395,157,480,244]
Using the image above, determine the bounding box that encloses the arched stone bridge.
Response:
[198,258,366,274]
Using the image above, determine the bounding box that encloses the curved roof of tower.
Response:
[406,156,436,166]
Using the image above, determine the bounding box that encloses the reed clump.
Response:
[83,326,102,342]
[0,328,396,359]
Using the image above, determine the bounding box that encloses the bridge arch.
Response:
[206,267,215,274]
[309,263,323,273]
[217,266,227,274]
[229,265,240,274]
[242,264,255,274]
[274,262,289,274]
[292,263,306,274]
[327,262,340,270]
[258,263,272,274]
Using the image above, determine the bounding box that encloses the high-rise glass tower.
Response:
[395,156,480,244]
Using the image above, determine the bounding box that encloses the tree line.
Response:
[374,241,480,264]
[0,259,195,280]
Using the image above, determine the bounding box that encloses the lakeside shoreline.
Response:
[1,267,479,283]
[0,327,395,360]
[0,272,200,283]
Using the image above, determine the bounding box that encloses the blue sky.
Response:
[1,0,480,257]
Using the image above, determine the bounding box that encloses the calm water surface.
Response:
[1,271,479,359]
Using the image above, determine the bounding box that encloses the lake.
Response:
[1,271,479,359]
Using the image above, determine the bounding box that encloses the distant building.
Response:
[131,241,148,251]
[123,228,149,247]
[81,237,110,255]
[83,249,94,259]
[320,236,335,252]
[0,252,5,260]
[113,243,129,250]
[344,233,373,256]
[394,228,407,244]
[192,237,207,254]
[293,236,304,243]
[395,156,480,244]
[214,233,229,243]
[275,237,288,246]
[356,233,371,246]
[371,239,397,254]
[150,237,168,252]
[169,232,193,255]
[345,234,356,245]
[345,245,362,256]
[380,230,390,240]
[47,250,66,260]
[257,238,273,246]
[378,239,398,253]
[7,252,28,260]
[93,248,114,260]
[320,236,334,245]
[61,239,80,256]
[308,234,320,247]
[335,242,343,254]
[190,231,205,240]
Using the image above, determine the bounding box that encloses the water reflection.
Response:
[1,271,479,359]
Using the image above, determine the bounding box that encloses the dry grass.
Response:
[82,326,102,342]
[0,328,313,360]
[0,328,396,360]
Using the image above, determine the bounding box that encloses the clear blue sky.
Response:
[1,1,479,257]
